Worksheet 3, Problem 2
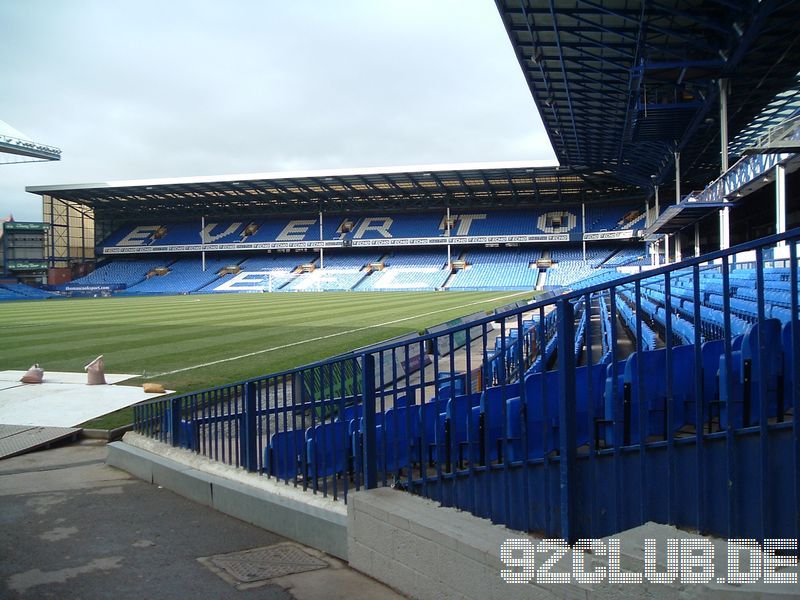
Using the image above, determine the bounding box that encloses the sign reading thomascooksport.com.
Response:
[500,538,798,585]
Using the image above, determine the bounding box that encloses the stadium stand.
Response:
[96,205,646,252]
[197,252,315,293]
[69,258,171,288]
[0,282,57,300]
[57,241,657,295]
[122,256,244,295]
[39,208,661,297]
[353,250,450,291]
[447,247,541,290]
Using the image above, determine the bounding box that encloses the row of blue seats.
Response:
[259,315,795,484]
[598,292,614,363]
[302,304,594,476]
[640,286,752,343]
[616,291,657,350]
[456,318,793,464]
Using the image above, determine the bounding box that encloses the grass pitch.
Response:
[1,291,533,426]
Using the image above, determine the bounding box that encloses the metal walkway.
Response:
[0,424,81,460]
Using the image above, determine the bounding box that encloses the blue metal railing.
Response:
[133,228,800,542]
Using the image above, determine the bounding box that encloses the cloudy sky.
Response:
[0,0,554,221]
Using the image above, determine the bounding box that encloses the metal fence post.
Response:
[170,397,181,448]
[556,299,577,543]
[243,380,258,472]
[361,354,377,489]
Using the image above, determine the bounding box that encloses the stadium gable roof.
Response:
[496,0,800,189]
[26,161,644,218]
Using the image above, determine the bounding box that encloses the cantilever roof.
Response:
[26,161,643,218]
[0,120,61,163]
[496,0,800,189]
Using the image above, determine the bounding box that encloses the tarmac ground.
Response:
[0,439,404,600]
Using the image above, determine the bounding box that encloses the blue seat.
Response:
[602,361,627,445]
[177,419,198,450]
[782,321,797,420]
[306,420,351,479]
[771,307,792,325]
[719,319,783,427]
[504,372,557,463]
[472,382,521,463]
[267,429,307,479]
[374,405,421,473]
[437,372,466,399]
[419,399,446,464]
[438,392,482,469]
[351,411,387,467]
[338,403,362,423]
[573,363,607,446]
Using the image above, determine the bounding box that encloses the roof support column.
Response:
[674,151,681,205]
[201,215,206,272]
[675,232,682,263]
[319,210,324,269]
[776,164,786,247]
[653,185,661,266]
[644,199,650,265]
[654,184,660,218]
[664,234,670,265]
[695,223,700,257]
[719,79,731,250]
[446,205,451,267]
[581,202,586,262]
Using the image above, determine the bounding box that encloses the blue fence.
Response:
[133,228,800,542]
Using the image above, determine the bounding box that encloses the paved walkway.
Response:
[0,440,404,600]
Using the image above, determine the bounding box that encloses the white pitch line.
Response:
[148,291,531,378]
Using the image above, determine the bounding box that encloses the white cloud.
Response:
[0,0,554,221]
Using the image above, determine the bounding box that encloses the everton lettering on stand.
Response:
[101,207,646,254]
[102,232,638,254]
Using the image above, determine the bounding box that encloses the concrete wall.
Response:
[108,434,347,559]
[347,487,554,600]
[347,488,797,600]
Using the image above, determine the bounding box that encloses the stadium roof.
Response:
[730,73,800,156]
[0,119,61,164]
[496,0,800,189]
[25,161,645,218]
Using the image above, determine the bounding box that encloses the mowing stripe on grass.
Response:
[149,291,530,377]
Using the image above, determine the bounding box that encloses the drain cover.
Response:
[200,543,328,587]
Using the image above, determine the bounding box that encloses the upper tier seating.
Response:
[97,205,648,251]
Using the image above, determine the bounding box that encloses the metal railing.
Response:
[134,228,800,542]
